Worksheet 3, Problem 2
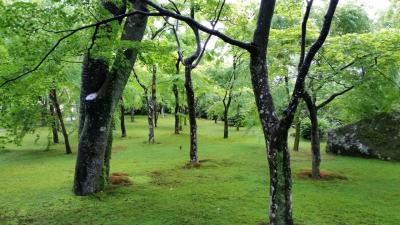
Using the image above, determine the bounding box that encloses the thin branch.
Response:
[298,0,313,70]
[316,86,354,110]
[0,10,161,88]
[132,68,147,92]
[193,0,226,68]
[282,0,339,124]
[142,0,252,51]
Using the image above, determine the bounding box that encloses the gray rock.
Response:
[327,112,400,161]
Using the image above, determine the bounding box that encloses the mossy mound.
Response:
[326,112,400,161]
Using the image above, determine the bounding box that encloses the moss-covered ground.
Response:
[1,116,399,225]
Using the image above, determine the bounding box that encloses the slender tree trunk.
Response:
[303,93,321,179]
[293,114,301,152]
[173,83,180,134]
[223,96,232,139]
[130,107,135,122]
[184,66,198,163]
[147,97,155,144]
[49,104,59,144]
[223,108,228,138]
[152,65,158,128]
[49,89,72,154]
[120,98,126,138]
[184,109,187,126]
[74,1,148,196]
[179,106,183,131]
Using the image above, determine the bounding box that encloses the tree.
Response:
[49,88,72,154]
[74,0,148,195]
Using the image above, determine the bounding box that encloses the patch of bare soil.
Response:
[109,172,132,186]
[296,169,348,181]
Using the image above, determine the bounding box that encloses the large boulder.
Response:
[326,112,400,161]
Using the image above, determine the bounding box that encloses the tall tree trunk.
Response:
[147,97,155,144]
[184,66,198,163]
[223,95,232,139]
[173,83,180,134]
[49,103,59,144]
[49,89,72,154]
[152,65,158,128]
[74,1,148,196]
[303,93,321,179]
[267,131,293,225]
[130,107,135,122]
[120,98,126,138]
[293,114,301,152]
[179,106,183,131]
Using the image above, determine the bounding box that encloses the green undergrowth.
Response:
[0,116,399,225]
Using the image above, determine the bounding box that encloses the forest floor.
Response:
[0,115,399,225]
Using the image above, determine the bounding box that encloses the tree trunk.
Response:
[267,131,293,225]
[130,107,135,122]
[179,106,183,131]
[74,1,148,196]
[120,98,126,138]
[293,115,301,152]
[147,97,155,144]
[173,83,180,134]
[223,96,232,139]
[303,93,321,179]
[49,89,72,154]
[184,66,198,163]
[223,108,228,138]
[49,103,59,144]
[152,65,158,128]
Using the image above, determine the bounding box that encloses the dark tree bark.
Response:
[74,0,148,196]
[49,103,59,144]
[179,106,183,131]
[120,98,126,138]
[223,94,231,139]
[222,53,241,138]
[173,83,180,134]
[49,89,72,154]
[303,92,320,179]
[184,66,198,163]
[302,86,354,179]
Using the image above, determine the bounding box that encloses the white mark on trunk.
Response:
[85,93,98,101]
[100,126,106,132]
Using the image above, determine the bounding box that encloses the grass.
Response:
[0,115,399,225]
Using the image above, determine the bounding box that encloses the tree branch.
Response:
[316,85,354,110]
[142,0,253,51]
[282,0,338,125]
[0,10,161,88]
[298,0,313,70]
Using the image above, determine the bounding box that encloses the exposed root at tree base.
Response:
[109,172,133,186]
[296,169,348,181]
